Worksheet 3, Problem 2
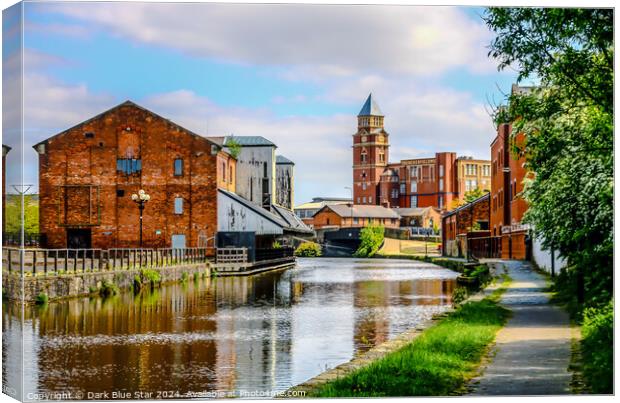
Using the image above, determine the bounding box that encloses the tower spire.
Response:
[358,93,383,117]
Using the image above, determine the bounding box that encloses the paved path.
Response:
[468,260,574,395]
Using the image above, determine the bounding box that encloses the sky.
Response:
[4,1,517,203]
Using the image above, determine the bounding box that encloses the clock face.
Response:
[378,135,384,143]
[361,136,367,143]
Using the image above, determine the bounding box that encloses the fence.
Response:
[3,233,44,247]
[2,247,212,276]
[255,247,295,262]
[467,236,502,260]
[216,248,248,264]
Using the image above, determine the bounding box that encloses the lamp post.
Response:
[344,186,353,227]
[131,189,150,248]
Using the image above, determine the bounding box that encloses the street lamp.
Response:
[131,189,150,248]
[344,186,353,227]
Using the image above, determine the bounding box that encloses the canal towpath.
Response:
[468,260,575,395]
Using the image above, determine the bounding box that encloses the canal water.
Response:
[3,258,457,399]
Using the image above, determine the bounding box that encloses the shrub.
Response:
[193,272,199,282]
[35,292,48,305]
[180,272,189,282]
[354,225,385,258]
[137,269,162,290]
[99,281,119,298]
[272,241,282,249]
[581,300,613,393]
[88,285,98,294]
[295,242,322,257]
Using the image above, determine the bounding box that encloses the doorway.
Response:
[67,228,92,249]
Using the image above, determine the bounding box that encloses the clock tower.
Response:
[352,94,389,205]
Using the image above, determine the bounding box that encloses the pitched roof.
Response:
[33,100,221,149]
[271,204,313,234]
[358,93,383,117]
[442,192,491,218]
[276,155,294,165]
[218,188,288,228]
[322,204,399,219]
[397,207,433,217]
[224,136,276,147]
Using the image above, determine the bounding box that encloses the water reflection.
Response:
[3,258,456,399]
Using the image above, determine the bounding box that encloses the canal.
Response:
[3,258,457,399]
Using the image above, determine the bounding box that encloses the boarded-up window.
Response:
[58,185,99,226]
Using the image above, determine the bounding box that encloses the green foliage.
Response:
[354,225,385,258]
[180,272,189,282]
[88,285,98,294]
[464,188,488,203]
[4,194,39,235]
[99,281,119,298]
[35,292,48,305]
[193,272,200,282]
[581,300,613,394]
[225,137,242,159]
[313,297,509,397]
[142,269,162,284]
[485,8,613,307]
[294,242,322,257]
[272,241,282,249]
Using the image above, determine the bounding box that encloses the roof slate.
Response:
[276,155,294,165]
[225,136,276,147]
[358,93,383,117]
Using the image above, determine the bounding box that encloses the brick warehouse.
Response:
[34,101,235,250]
[352,94,491,211]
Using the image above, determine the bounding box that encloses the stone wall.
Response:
[3,263,210,303]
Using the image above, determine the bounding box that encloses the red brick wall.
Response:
[37,102,221,249]
[312,209,343,229]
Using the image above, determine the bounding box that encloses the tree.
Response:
[5,194,39,235]
[484,8,613,307]
[225,136,242,159]
[449,189,489,210]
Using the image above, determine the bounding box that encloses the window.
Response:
[229,165,234,183]
[439,179,444,191]
[379,149,385,163]
[369,196,372,203]
[174,158,183,176]
[411,195,418,207]
[362,183,367,190]
[263,162,268,178]
[471,180,477,189]
[363,196,367,203]
[439,165,444,177]
[438,195,443,209]
[357,197,361,203]
[465,180,471,192]
[116,189,125,197]
[117,159,141,175]
[174,197,183,214]
[222,162,226,182]
[361,149,368,163]
[353,217,359,224]
[391,189,399,199]
[400,183,406,194]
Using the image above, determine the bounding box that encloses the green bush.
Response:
[35,292,48,305]
[180,272,189,282]
[581,300,613,393]
[88,285,98,294]
[355,225,385,258]
[134,269,162,292]
[295,242,322,257]
[99,281,119,298]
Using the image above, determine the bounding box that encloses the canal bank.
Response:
[4,257,457,397]
[287,259,509,397]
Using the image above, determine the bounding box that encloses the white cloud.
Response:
[39,3,496,76]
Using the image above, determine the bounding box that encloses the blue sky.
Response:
[5,2,517,203]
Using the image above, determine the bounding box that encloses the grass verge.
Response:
[311,283,510,397]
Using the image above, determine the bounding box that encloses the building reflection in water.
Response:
[3,259,456,398]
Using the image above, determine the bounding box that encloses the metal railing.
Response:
[255,247,295,262]
[216,248,248,264]
[2,247,212,275]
